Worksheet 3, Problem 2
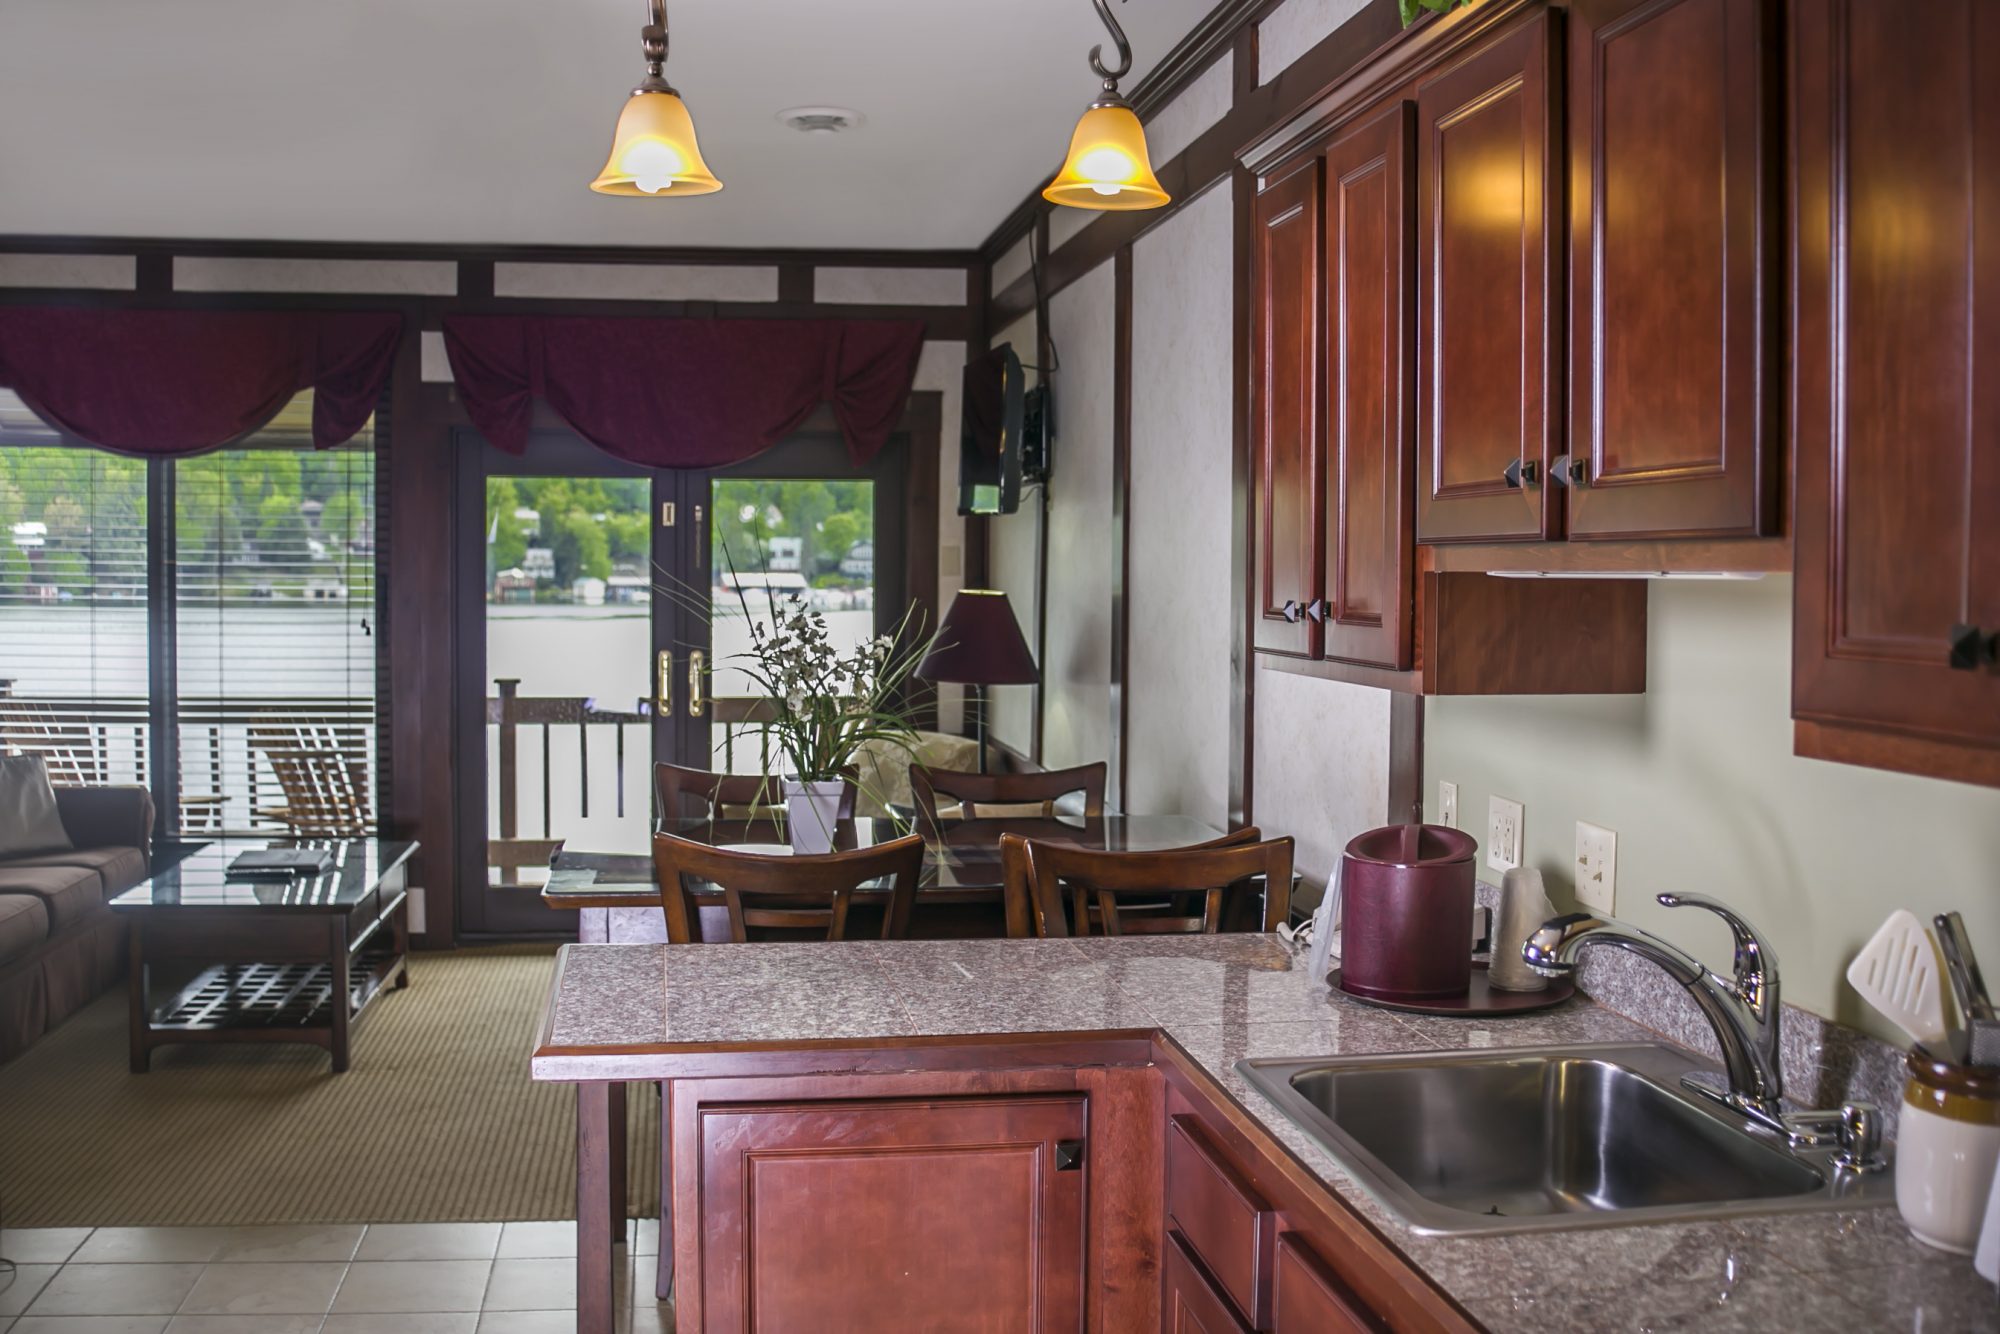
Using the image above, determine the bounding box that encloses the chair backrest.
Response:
[911,761,1107,831]
[249,722,371,836]
[654,762,857,824]
[650,832,924,944]
[1009,829,1292,938]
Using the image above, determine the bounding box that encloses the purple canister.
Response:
[1339,823,1479,1001]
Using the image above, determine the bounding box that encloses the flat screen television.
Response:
[957,344,1049,516]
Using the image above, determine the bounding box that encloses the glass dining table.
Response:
[541,812,1231,942]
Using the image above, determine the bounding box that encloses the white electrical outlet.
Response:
[1575,821,1618,915]
[1438,781,1458,829]
[1486,796,1523,872]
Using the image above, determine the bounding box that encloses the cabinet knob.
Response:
[1503,458,1541,489]
[1948,624,1998,671]
[1550,453,1590,488]
[1281,599,1302,624]
[1304,599,1327,624]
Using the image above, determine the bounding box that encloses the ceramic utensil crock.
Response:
[1897,1048,2000,1253]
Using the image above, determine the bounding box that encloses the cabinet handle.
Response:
[1304,598,1327,624]
[1053,1139,1084,1171]
[1281,599,1303,624]
[688,649,706,717]
[1503,458,1541,489]
[1550,453,1590,488]
[656,649,673,713]
[1948,624,1998,671]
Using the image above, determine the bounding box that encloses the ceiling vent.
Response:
[777,106,864,135]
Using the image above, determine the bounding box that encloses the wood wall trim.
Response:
[1110,246,1135,811]
[0,234,977,270]
[1231,159,1256,829]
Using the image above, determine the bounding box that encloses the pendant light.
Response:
[1043,0,1169,212]
[589,0,721,197]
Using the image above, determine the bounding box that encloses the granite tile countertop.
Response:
[533,935,2000,1332]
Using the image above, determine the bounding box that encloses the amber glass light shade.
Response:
[1042,102,1169,211]
[589,89,722,197]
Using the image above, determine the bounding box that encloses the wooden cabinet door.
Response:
[1164,1231,1253,1334]
[1252,157,1325,656]
[1567,0,1778,539]
[696,1094,1086,1332]
[1792,0,2000,766]
[1322,101,1417,668]
[1414,12,1562,544]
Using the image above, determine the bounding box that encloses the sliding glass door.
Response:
[455,427,911,936]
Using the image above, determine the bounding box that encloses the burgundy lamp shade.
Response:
[918,590,1038,685]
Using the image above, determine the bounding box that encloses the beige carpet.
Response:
[0,945,661,1227]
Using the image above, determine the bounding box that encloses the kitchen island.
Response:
[532,934,1994,1332]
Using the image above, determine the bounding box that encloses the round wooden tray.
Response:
[1329,960,1576,1016]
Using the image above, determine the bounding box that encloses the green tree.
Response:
[317,490,365,545]
[820,511,863,570]
[551,507,611,585]
[484,478,528,571]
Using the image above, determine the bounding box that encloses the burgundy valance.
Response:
[0,308,403,455]
[442,314,927,468]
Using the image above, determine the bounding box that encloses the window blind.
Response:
[0,395,152,788]
[174,403,379,837]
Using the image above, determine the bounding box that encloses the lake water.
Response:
[2,602,877,861]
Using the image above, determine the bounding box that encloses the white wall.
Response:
[1040,262,1118,772]
[1254,668,1392,889]
[985,311,1044,756]
[1127,183,1234,827]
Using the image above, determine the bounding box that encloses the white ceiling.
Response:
[0,0,1220,252]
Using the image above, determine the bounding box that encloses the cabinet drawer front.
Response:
[1167,1114,1274,1326]
[1165,1231,1254,1334]
[1274,1233,1383,1333]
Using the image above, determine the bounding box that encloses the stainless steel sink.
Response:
[1237,1043,1896,1235]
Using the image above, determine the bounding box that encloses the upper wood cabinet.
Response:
[1566,0,1778,540]
[1791,0,2000,786]
[1414,12,1562,544]
[1323,102,1418,670]
[1251,158,1325,657]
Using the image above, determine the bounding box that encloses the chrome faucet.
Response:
[1523,892,1789,1133]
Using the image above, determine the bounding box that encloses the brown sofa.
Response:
[0,785,154,1063]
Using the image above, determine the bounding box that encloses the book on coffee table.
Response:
[226,848,335,879]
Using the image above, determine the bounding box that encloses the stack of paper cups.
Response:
[1489,866,1554,992]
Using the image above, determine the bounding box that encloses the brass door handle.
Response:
[657,650,672,713]
[688,649,706,717]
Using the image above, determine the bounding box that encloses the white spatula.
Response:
[1847,910,1951,1051]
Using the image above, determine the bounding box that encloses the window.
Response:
[0,412,150,788]
[0,390,382,837]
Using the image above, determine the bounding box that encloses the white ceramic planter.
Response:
[1895,1053,2000,1254]
[783,779,845,855]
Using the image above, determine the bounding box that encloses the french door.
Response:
[455,428,908,936]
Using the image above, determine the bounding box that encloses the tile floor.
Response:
[0,1222,671,1333]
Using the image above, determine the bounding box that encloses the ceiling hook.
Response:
[1086,0,1135,91]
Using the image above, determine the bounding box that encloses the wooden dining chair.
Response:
[1008,831,1294,938]
[650,831,923,943]
[910,761,1107,832]
[653,762,856,823]
[1000,826,1266,938]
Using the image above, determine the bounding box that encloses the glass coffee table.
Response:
[109,839,417,1073]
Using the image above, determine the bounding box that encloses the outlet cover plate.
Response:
[1486,796,1523,873]
[1575,821,1617,915]
[1439,781,1458,829]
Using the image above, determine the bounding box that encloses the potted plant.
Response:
[728,592,937,853]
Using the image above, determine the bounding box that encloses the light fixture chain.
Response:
[642,0,669,75]
[1087,0,1134,88]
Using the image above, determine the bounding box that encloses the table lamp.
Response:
[916,589,1038,773]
